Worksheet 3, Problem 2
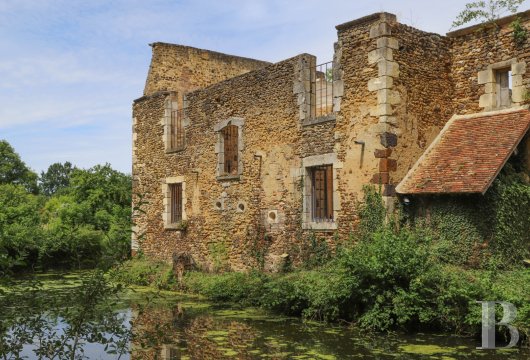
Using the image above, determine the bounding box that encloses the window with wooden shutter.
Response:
[223,125,239,175]
[170,109,185,150]
[495,69,512,109]
[310,165,333,221]
[169,183,183,224]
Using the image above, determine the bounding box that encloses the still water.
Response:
[3,272,529,359]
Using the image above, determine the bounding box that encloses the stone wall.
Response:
[134,55,306,270]
[143,43,270,97]
[449,10,530,115]
[133,10,530,271]
[390,23,455,186]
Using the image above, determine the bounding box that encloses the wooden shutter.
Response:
[223,125,238,175]
[171,110,185,149]
[496,70,511,109]
[311,165,333,221]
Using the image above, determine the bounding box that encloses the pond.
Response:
[1,272,528,359]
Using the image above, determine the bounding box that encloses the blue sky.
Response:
[1,0,528,174]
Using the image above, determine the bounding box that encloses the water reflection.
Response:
[3,273,529,359]
[128,298,529,360]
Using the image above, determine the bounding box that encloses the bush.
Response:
[109,258,175,290]
[183,270,266,305]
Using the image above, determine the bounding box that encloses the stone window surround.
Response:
[162,176,187,230]
[293,53,343,127]
[478,59,527,111]
[301,153,342,231]
[163,93,189,153]
[214,117,245,180]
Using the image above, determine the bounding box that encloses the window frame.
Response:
[163,177,187,230]
[301,153,341,231]
[309,165,334,222]
[164,95,186,153]
[214,117,244,180]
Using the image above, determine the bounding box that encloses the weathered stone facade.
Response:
[132,10,530,270]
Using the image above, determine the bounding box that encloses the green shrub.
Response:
[109,258,175,290]
[183,270,266,305]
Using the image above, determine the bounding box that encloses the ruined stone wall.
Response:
[390,23,455,184]
[449,10,530,115]
[334,13,399,224]
[143,43,270,97]
[133,10,530,271]
[134,55,305,271]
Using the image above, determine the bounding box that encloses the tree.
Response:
[39,161,76,196]
[0,184,44,272]
[451,0,525,29]
[0,140,38,194]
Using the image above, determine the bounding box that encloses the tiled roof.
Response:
[396,108,530,195]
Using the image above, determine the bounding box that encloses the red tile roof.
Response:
[396,108,530,195]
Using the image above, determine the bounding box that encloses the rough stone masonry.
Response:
[132,10,530,271]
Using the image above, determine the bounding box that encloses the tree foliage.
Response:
[39,161,76,196]
[0,140,38,194]
[0,141,132,273]
[451,0,525,29]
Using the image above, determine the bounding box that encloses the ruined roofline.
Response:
[447,8,530,37]
[148,42,271,67]
[335,12,397,31]
[183,53,316,98]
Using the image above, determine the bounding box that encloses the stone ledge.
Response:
[301,221,338,231]
[164,223,185,231]
[165,147,186,154]
[302,114,337,126]
[216,175,241,182]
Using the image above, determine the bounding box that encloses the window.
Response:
[310,61,334,118]
[309,165,334,221]
[495,69,512,109]
[301,153,340,230]
[214,117,244,179]
[163,177,186,229]
[169,183,183,224]
[164,95,186,152]
[222,125,239,175]
[170,109,185,150]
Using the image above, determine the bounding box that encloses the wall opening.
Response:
[495,68,512,109]
[310,61,334,118]
[309,164,334,222]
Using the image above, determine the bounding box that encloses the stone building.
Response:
[132,10,530,271]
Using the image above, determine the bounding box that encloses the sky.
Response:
[1,0,529,174]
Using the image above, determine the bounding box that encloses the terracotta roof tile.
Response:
[396,109,530,195]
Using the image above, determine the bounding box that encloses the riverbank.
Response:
[110,255,530,345]
[7,271,527,359]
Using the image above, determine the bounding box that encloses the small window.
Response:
[310,61,334,118]
[222,125,239,175]
[169,183,183,224]
[309,165,333,221]
[495,69,512,109]
[170,109,185,150]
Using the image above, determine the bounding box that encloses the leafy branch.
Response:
[451,0,525,29]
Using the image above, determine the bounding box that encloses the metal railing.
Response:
[311,61,334,118]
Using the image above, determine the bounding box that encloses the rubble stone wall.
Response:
[143,43,270,97]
